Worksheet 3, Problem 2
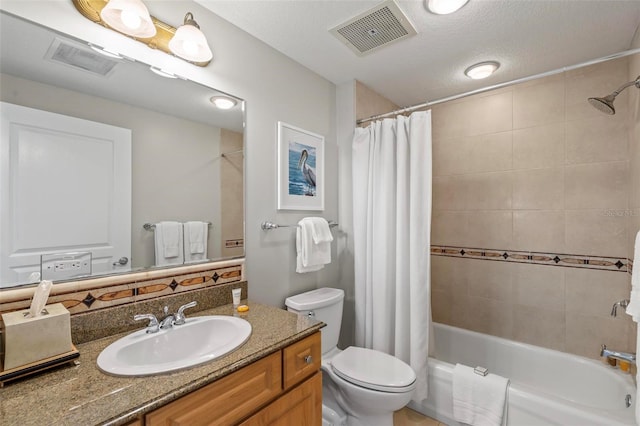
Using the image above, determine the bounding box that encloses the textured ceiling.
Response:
[196,0,640,108]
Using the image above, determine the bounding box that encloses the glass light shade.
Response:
[169,23,213,63]
[210,96,237,110]
[465,61,500,79]
[100,0,156,38]
[427,0,469,15]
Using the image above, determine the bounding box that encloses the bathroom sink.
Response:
[97,315,252,376]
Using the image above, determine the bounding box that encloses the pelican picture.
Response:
[288,142,316,197]
[278,121,324,211]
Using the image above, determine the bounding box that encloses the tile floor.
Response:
[393,407,448,426]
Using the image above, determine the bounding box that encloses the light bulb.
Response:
[120,9,142,30]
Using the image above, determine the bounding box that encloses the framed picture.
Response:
[277,121,324,211]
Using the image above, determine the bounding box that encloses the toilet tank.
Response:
[285,287,344,355]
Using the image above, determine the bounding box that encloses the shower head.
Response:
[588,76,640,115]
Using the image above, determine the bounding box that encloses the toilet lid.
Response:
[331,347,416,393]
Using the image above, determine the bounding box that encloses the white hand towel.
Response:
[625,231,640,425]
[309,217,333,244]
[184,221,209,263]
[154,221,184,266]
[453,364,509,426]
[296,217,332,273]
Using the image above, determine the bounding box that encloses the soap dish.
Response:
[0,345,79,387]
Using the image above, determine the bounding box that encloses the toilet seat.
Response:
[331,346,416,393]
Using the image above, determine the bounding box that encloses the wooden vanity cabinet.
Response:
[145,332,321,426]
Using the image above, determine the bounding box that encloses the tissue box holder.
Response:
[1,303,76,376]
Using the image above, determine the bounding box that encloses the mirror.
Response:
[0,12,245,289]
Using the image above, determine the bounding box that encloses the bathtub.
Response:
[409,323,636,426]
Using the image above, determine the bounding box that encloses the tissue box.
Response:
[1,303,73,371]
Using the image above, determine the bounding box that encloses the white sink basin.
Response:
[97,315,252,376]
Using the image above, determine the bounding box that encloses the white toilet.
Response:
[285,287,416,426]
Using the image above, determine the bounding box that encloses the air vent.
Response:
[330,0,417,56]
[45,38,118,77]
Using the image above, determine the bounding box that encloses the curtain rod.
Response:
[356,47,640,125]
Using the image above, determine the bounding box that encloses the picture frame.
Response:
[277,121,324,211]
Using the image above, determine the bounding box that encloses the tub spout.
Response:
[611,299,629,317]
[601,344,636,364]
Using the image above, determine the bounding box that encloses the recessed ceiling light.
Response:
[210,95,237,110]
[464,61,500,79]
[427,0,469,15]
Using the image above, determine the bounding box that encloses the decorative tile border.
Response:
[431,245,629,273]
[0,260,244,314]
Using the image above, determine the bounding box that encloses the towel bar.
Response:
[143,222,212,230]
[261,220,338,231]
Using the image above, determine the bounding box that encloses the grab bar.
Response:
[261,220,338,230]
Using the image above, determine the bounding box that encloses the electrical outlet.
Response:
[41,252,92,280]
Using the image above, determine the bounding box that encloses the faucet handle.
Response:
[174,301,197,325]
[134,313,160,333]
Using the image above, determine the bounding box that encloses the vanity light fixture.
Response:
[169,13,213,63]
[464,61,500,79]
[99,0,156,38]
[427,0,469,15]
[210,95,238,110]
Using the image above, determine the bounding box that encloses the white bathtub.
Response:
[409,323,636,426]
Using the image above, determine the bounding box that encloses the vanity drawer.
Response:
[282,332,321,390]
[145,351,282,426]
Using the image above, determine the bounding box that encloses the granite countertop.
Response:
[0,302,323,426]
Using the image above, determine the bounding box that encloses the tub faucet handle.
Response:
[611,299,630,317]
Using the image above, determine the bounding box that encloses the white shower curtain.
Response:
[352,110,432,402]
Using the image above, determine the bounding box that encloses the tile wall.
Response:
[429,56,637,358]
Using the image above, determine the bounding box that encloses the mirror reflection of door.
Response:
[0,102,132,286]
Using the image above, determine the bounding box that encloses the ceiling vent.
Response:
[45,38,118,77]
[330,0,417,56]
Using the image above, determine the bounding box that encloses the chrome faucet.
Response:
[134,313,160,333]
[611,299,630,317]
[174,301,197,325]
[601,344,636,364]
[159,306,175,330]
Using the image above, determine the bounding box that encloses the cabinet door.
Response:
[145,351,282,426]
[282,332,321,390]
[240,372,322,426]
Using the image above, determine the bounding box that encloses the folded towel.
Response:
[453,364,509,426]
[296,217,332,273]
[184,221,209,263]
[625,231,640,424]
[154,221,184,266]
[309,217,333,244]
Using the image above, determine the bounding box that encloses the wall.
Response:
[220,129,244,258]
[1,0,337,308]
[430,56,636,359]
[630,38,640,280]
[0,73,223,267]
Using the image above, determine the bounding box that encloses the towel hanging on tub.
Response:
[453,363,510,426]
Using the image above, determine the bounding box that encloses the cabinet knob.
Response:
[304,355,313,364]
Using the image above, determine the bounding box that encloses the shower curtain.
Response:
[352,110,432,402]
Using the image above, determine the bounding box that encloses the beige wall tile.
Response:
[466,172,513,210]
[513,263,565,311]
[431,255,467,295]
[355,80,398,121]
[513,210,565,253]
[466,211,513,248]
[565,268,631,318]
[466,296,513,339]
[433,92,512,140]
[513,123,565,170]
[513,306,566,351]
[431,290,452,325]
[565,113,629,165]
[513,77,565,129]
[433,175,467,211]
[433,131,512,176]
[431,211,468,246]
[566,313,632,359]
[565,161,629,209]
[565,209,628,257]
[512,168,564,210]
[465,259,513,301]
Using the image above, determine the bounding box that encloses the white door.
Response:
[1,102,131,287]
